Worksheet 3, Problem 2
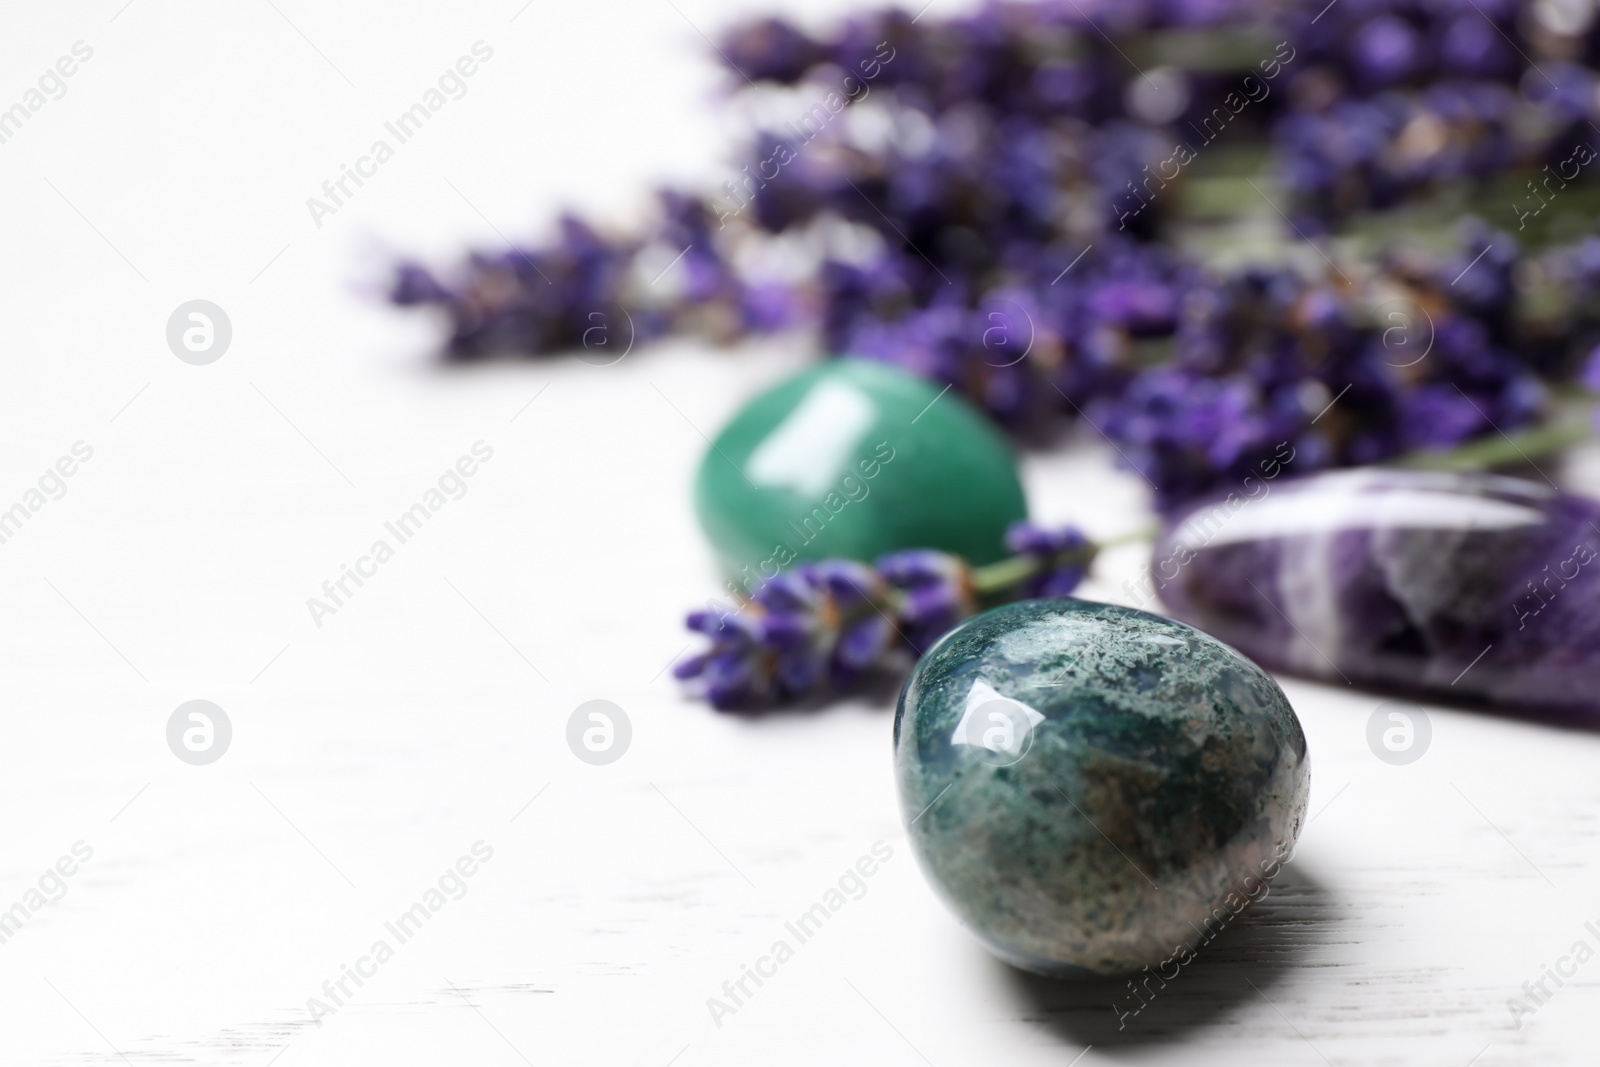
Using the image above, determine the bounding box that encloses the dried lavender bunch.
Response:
[390,190,795,360]
[1091,225,1552,508]
[719,0,1600,234]
[675,521,1094,709]
[389,0,1600,515]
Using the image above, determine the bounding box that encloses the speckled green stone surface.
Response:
[894,598,1310,977]
[694,361,1027,573]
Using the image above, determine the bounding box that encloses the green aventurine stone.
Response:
[894,599,1310,977]
[694,361,1027,576]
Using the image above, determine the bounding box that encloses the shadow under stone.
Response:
[996,864,1340,1049]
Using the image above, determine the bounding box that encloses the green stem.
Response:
[1096,525,1162,549]
[967,405,1593,601]
[968,525,1161,597]
[970,554,1048,597]
[1390,402,1596,472]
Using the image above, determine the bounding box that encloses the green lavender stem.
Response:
[970,527,1154,599]
[1391,400,1596,472]
[963,402,1593,606]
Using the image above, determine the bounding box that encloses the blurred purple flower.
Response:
[875,549,976,653]
[679,524,1094,708]
[1005,521,1093,598]
[674,561,893,709]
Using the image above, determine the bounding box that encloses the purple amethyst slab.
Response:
[1153,469,1600,718]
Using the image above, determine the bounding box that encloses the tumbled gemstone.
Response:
[693,361,1027,575]
[894,599,1309,977]
[1154,469,1600,718]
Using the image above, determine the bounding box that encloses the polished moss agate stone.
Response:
[694,360,1027,574]
[894,599,1309,977]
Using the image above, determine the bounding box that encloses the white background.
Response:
[1,1,1599,1064]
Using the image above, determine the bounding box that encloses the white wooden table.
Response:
[2,2,1598,1063]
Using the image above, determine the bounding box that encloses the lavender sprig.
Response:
[674,521,1095,709]
[389,0,1600,516]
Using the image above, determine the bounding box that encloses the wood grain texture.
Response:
[0,2,1597,1064]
